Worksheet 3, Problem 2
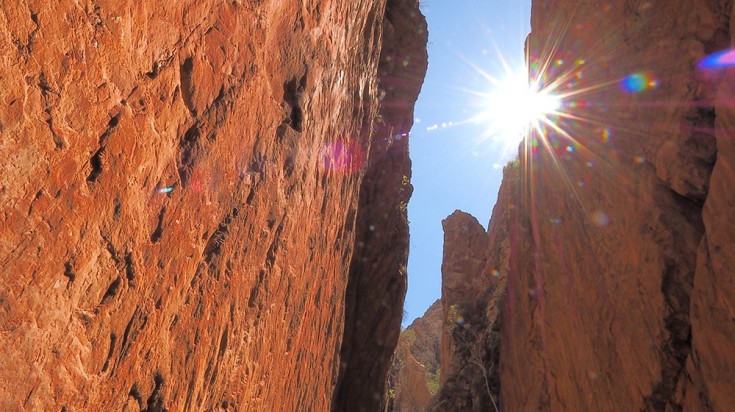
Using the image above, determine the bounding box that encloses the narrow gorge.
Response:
[2,0,735,411]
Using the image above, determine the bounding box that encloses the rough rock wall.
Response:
[0,0,426,410]
[385,299,441,412]
[332,0,428,410]
[431,168,516,412]
[501,1,734,410]
[387,336,432,411]
[688,4,735,409]
[428,0,735,411]
[438,211,488,389]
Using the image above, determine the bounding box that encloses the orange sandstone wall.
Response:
[0,0,426,410]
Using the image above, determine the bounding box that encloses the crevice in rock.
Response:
[180,57,196,116]
[644,186,704,410]
[146,62,160,79]
[87,113,121,187]
[150,206,166,243]
[113,197,122,220]
[99,277,122,307]
[124,252,136,286]
[86,147,105,184]
[38,72,64,149]
[177,123,201,187]
[129,384,143,409]
[63,260,76,283]
[101,232,121,264]
[99,112,121,145]
[142,373,168,412]
[20,10,40,57]
[283,74,306,132]
[203,208,239,265]
[27,189,43,216]
[102,333,117,373]
[119,307,146,360]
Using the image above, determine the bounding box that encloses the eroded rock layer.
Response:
[0,0,426,410]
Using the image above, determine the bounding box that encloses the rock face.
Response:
[333,0,428,410]
[385,299,442,412]
[431,174,516,412]
[438,211,489,390]
[429,0,735,411]
[0,0,426,411]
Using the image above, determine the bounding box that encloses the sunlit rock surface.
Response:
[418,0,735,411]
[0,0,426,410]
[385,299,441,412]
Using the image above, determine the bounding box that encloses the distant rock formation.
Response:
[385,300,442,412]
[0,0,426,410]
[431,174,515,412]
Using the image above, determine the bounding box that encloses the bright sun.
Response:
[474,69,561,148]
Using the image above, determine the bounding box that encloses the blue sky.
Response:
[404,0,531,325]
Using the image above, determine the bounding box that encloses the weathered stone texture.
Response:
[0,0,426,410]
[385,299,441,412]
[333,0,427,410]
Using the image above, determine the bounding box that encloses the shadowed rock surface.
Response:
[332,0,427,410]
[0,0,426,410]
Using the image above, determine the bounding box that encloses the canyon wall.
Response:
[419,0,735,411]
[333,0,427,409]
[0,0,426,410]
[385,299,441,412]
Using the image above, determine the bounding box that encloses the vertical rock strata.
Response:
[333,0,428,410]
[0,0,426,411]
[426,0,735,411]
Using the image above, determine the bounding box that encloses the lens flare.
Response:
[474,71,562,148]
[698,49,735,69]
[620,73,658,93]
[318,140,366,174]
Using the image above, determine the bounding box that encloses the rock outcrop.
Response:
[425,0,735,411]
[0,0,426,410]
[430,170,516,411]
[385,299,442,412]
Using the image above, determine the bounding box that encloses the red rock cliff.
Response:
[431,0,735,411]
[0,0,426,410]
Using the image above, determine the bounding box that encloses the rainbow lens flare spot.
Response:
[601,128,611,143]
[621,73,658,93]
[699,49,735,69]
